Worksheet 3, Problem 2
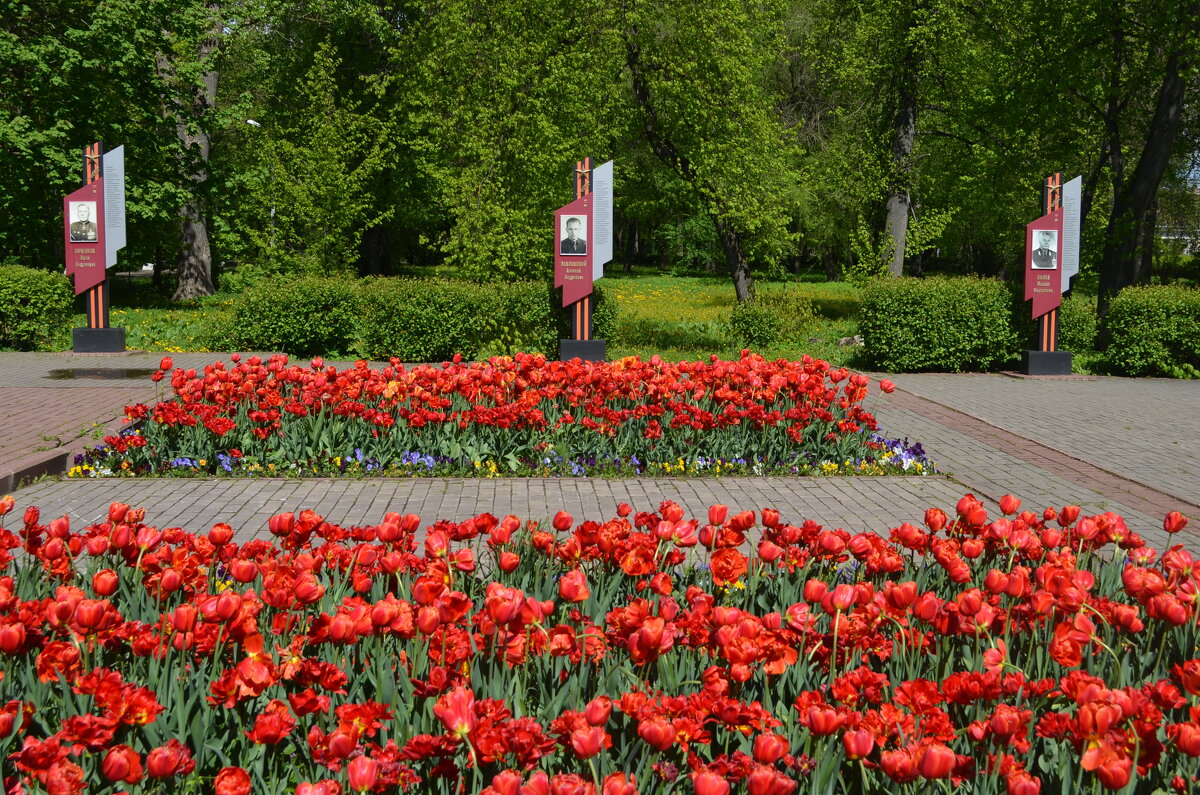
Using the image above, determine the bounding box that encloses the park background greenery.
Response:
[1,0,1198,373]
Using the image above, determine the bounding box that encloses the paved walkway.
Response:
[0,352,1195,551]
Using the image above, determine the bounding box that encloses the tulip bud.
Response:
[209,523,234,546]
[552,511,573,532]
[1165,511,1189,534]
[708,504,728,526]
[347,756,379,793]
[93,569,119,596]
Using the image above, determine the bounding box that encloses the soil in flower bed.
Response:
[0,494,1196,793]
[68,353,935,480]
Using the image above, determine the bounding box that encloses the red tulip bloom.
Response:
[570,726,609,758]
[1165,511,1189,534]
[433,686,476,740]
[917,743,955,779]
[753,732,789,764]
[214,766,251,795]
[146,739,195,778]
[601,772,637,795]
[552,511,574,532]
[843,729,875,760]
[879,378,895,393]
[637,717,674,751]
[246,699,296,744]
[585,696,612,726]
[691,771,730,795]
[101,745,144,784]
[347,755,380,792]
[558,570,590,603]
[92,569,118,596]
[999,495,1021,515]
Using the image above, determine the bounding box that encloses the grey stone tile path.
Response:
[0,352,1195,550]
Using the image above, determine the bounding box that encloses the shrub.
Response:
[1104,285,1200,378]
[1058,292,1098,352]
[759,289,816,340]
[358,278,496,362]
[228,275,362,357]
[729,300,782,348]
[860,276,1018,372]
[360,279,603,362]
[0,266,73,350]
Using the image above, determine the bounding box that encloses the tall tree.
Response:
[157,0,224,298]
[622,0,800,300]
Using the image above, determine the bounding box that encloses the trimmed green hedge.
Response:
[1104,285,1200,378]
[0,266,73,350]
[860,276,1018,372]
[228,275,615,361]
[229,276,363,358]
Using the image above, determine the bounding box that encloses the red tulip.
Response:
[108,502,130,522]
[708,504,728,525]
[489,771,523,795]
[752,732,789,764]
[214,766,251,795]
[843,729,875,760]
[924,508,948,532]
[637,717,674,751]
[570,726,608,758]
[1165,511,1189,534]
[879,378,895,393]
[92,569,118,596]
[268,512,296,537]
[347,755,380,792]
[558,570,590,603]
[498,551,520,572]
[691,771,730,795]
[146,740,194,778]
[552,511,573,532]
[999,494,1021,515]
[917,743,955,779]
[433,686,476,739]
[0,495,13,515]
[209,522,234,545]
[585,696,612,726]
[601,773,637,795]
[159,356,173,371]
[102,745,144,784]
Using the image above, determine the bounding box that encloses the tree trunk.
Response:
[884,85,917,278]
[822,247,839,281]
[623,217,637,273]
[714,215,754,301]
[164,5,221,301]
[1098,52,1187,317]
[176,201,215,297]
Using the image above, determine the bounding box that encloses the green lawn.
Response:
[602,271,865,367]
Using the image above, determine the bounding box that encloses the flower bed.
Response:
[68,353,935,479]
[0,495,1197,793]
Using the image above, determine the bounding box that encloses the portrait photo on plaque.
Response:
[560,216,587,255]
[1031,229,1058,270]
[69,201,99,243]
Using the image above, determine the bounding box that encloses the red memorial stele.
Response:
[1022,172,1078,375]
[62,142,126,352]
[554,157,612,362]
